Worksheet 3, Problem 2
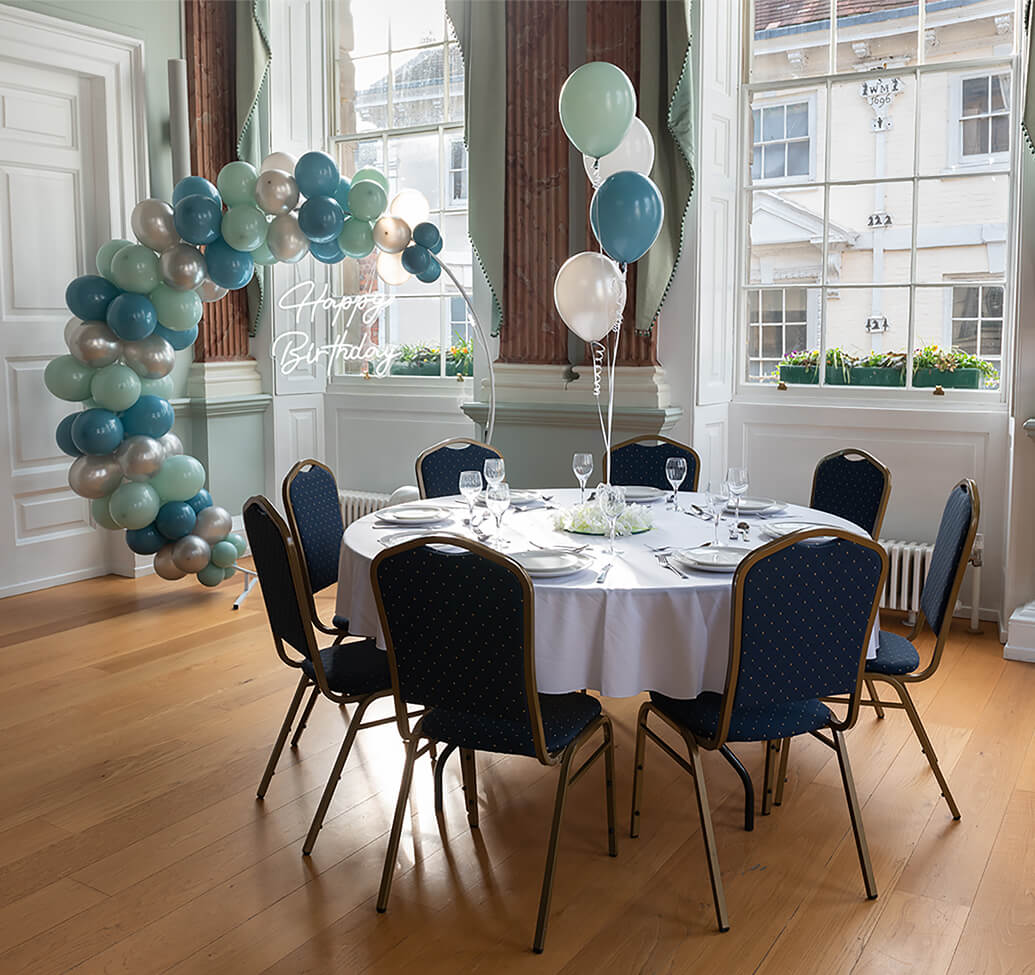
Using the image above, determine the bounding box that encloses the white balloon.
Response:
[376,250,411,286]
[254,169,300,215]
[553,252,627,343]
[196,278,229,303]
[389,189,430,231]
[260,151,297,175]
[372,216,412,254]
[583,117,655,186]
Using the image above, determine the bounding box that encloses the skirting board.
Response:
[1005,601,1035,662]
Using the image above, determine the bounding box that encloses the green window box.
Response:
[851,366,905,387]
[912,367,983,389]
[778,364,850,385]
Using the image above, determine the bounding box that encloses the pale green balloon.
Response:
[108,481,161,530]
[217,161,258,207]
[250,239,277,265]
[91,363,141,411]
[558,61,636,159]
[223,565,237,580]
[151,454,205,502]
[197,562,225,587]
[339,217,374,258]
[91,495,121,530]
[82,398,103,409]
[347,180,388,222]
[210,539,237,568]
[139,375,175,399]
[352,167,389,194]
[44,355,94,401]
[96,238,133,281]
[225,531,247,557]
[221,204,268,252]
[110,244,161,294]
[150,284,202,332]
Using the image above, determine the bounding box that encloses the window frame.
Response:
[949,69,1012,171]
[749,93,817,185]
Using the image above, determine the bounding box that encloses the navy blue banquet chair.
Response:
[810,448,892,539]
[631,528,888,931]
[860,479,979,820]
[606,435,701,492]
[244,495,399,856]
[416,437,502,499]
[371,536,617,953]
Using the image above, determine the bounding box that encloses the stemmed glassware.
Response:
[665,457,687,510]
[458,470,482,525]
[485,482,511,548]
[726,466,749,521]
[483,457,505,488]
[573,453,593,505]
[704,480,729,546]
[596,483,626,559]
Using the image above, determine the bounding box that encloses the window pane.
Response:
[982,286,1003,318]
[448,43,464,122]
[747,289,760,322]
[746,189,824,287]
[991,75,1009,112]
[762,325,783,357]
[825,287,911,361]
[351,55,390,132]
[785,102,808,138]
[913,286,951,354]
[786,140,809,176]
[953,286,979,319]
[386,132,440,206]
[924,2,1018,64]
[389,0,444,49]
[751,6,830,82]
[785,323,807,351]
[761,290,783,323]
[387,297,444,375]
[829,76,915,182]
[981,320,1003,356]
[763,144,785,179]
[748,324,761,356]
[762,105,785,141]
[749,89,824,186]
[751,152,761,181]
[991,115,1009,154]
[829,182,913,285]
[952,318,978,353]
[391,47,446,127]
[837,0,917,73]
[919,67,1011,173]
[961,76,989,117]
[784,287,807,320]
[345,0,389,56]
[962,117,988,156]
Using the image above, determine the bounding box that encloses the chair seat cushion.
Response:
[865,629,920,676]
[301,639,391,697]
[422,692,602,757]
[332,614,349,632]
[649,690,833,743]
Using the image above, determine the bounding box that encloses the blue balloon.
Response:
[71,408,124,455]
[412,222,441,251]
[187,489,213,514]
[294,151,340,199]
[172,176,221,207]
[56,414,82,457]
[590,171,664,264]
[66,275,120,322]
[154,322,198,351]
[309,238,346,264]
[174,194,223,245]
[333,176,351,211]
[401,244,432,275]
[155,500,197,540]
[120,394,174,439]
[205,237,254,289]
[107,293,157,341]
[126,523,166,555]
[416,260,442,284]
[298,196,345,243]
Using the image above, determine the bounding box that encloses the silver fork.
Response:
[528,539,588,554]
[595,562,613,584]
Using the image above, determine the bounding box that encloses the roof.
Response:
[754,0,985,36]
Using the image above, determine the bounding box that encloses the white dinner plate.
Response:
[725,497,787,514]
[475,489,540,507]
[510,549,592,578]
[760,520,834,539]
[375,504,452,526]
[672,545,753,573]
[622,485,668,503]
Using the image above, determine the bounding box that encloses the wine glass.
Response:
[596,483,626,559]
[573,453,593,504]
[665,457,687,510]
[484,457,505,488]
[458,470,482,525]
[704,480,729,546]
[485,482,511,547]
[726,466,749,521]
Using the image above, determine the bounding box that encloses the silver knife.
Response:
[595,561,613,584]
[664,555,690,579]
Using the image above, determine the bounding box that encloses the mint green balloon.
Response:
[217,161,258,207]
[223,565,237,580]
[226,531,247,557]
[250,239,277,265]
[45,355,94,401]
[110,244,161,294]
[353,167,388,194]
[222,204,268,252]
[91,495,121,530]
[210,539,237,568]
[139,375,175,399]
[91,363,141,411]
[197,562,225,587]
[151,454,205,502]
[558,61,636,159]
[339,217,374,258]
[96,239,133,281]
[109,482,161,530]
[347,180,388,222]
[150,283,202,332]
[82,398,103,409]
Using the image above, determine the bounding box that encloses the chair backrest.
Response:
[606,436,701,492]
[370,536,551,763]
[920,479,979,643]
[416,438,502,499]
[810,448,892,538]
[282,459,344,596]
[709,528,887,748]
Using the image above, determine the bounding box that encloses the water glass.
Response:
[596,483,626,558]
[704,480,728,546]
[485,482,511,547]
[573,452,593,504]
[458,470,482,525]
[665,456,687,510]
[484,457,505,488]
[726,466,749,520]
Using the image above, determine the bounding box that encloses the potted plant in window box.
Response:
[446,337,473,377]
[390,344,442,377]
[776,348,854,385]
[851,350,907,387]
[911,345,998,389]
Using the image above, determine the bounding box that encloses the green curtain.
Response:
[636,0,694,334]
[445,0,506,335]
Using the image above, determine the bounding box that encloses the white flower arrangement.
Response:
[552,501,654,535]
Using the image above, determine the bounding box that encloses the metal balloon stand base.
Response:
[231,564,258,610]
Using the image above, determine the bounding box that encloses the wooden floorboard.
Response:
[0,569,1031,974]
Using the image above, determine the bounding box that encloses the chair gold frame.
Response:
[605,435,702,491]
[629,528,888,931]
[810,447,892,539]
[370,535,617,954]
[415,437,502,499]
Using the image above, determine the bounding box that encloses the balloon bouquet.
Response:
[47,149,465,588]
[553,62,664,470]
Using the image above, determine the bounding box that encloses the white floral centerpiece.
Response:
[552,502,654,536]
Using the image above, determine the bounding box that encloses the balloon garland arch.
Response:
[48,149,493,588]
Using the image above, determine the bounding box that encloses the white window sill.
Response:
[734,384,1007,413]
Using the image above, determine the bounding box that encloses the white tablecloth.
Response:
[336,489,879,699]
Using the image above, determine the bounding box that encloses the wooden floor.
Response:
[0,569,1033,975]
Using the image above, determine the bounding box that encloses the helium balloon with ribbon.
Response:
[590,171,665,264]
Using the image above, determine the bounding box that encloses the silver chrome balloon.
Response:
[154,542,187,580]
[372,216,412,254]
[64,316,83,346]
[131,198,179,252]
[115,435,165,482]
[260,151,296,174]
[254,169,300,215]
[68,454,123,499]
[172,533,211,573]
[194,505,232,544]
[159,242,207,291]
[68,321,122,367]
[158,431,184,456]
[123,333,176,379]
[267,213,309,263]
[196,277,229,303]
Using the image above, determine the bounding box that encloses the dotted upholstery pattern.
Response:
[920,483,974,635]
[811,453,889,536]
[419,442,501,499]
[608,440,699,492]
[650,691,833,742]
[287,465,344,594]
[865,629,921,676]
[300,640,391,696]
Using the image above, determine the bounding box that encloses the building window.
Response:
[331,0,472,379]
[746,288,808,379]
[952,284,1003,376]
[751,102,810,181]
[961,74,1010,157]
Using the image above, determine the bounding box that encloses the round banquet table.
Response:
[336,488,879,699]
